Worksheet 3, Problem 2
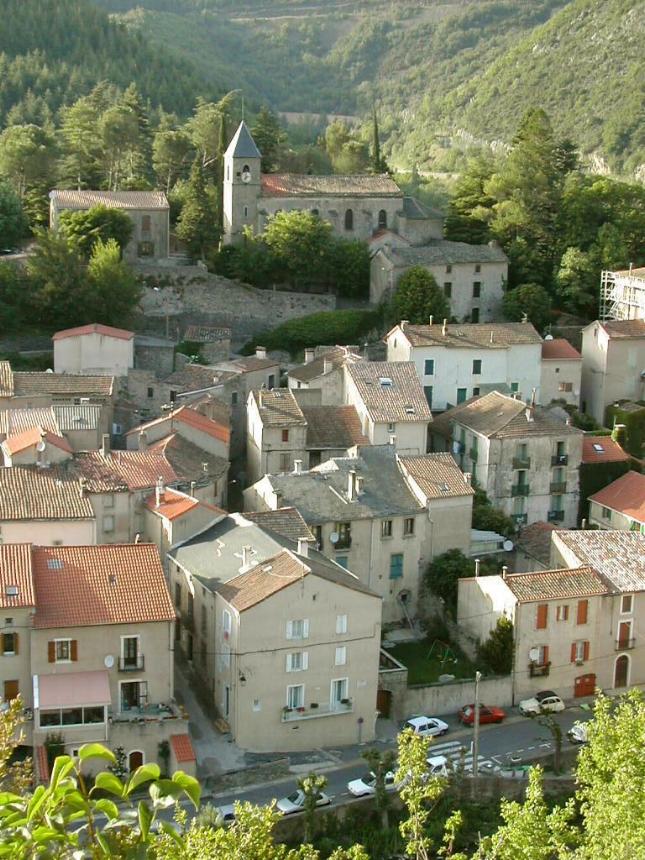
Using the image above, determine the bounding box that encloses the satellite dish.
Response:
[503,539,514,552]
[36,440,46,452]
[104,655,114,669]
[529,648,540,662]
[329,532,340,544]
[241,171,251,183]
[544,334,554,341]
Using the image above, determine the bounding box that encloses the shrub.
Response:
[243,308,382,357]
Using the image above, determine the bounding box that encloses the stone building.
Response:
[540,338,582,408]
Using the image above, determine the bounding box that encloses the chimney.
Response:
[275,490,283,508]
[138,429,148,451]
[293,459,303,474]
[389,433,397,446]
[255,345,267,360]
[463,472,472,485]
[78,477,87,498]
[100,433,110,455]
[155,476,163,508]
[400,319,409,329]
[202,461,209,474]
[347,469,357,501]
[304,348,315,364]
[502,565,508,580]
[297,538,309,558]
[134,533,141,544]
[581,518,587,529]
[475,558,480,578]
[565,416,572,426]
[429,315,433,326]
[442,319,447,336]
[241,545,252,568]
[190,480,196,495]
[490,330,494,344]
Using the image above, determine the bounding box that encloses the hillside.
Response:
[94,0,643,174]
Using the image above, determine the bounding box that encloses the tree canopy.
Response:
[389,266,450,325]
[59,205,134,258]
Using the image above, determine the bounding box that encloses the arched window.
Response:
[241,164,251,182]
[614,654,629,688]
[344,209,354,231]
[378,209,387,229]
[128,750,144,772]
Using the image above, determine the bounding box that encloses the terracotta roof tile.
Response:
[398,453,475,499]
[0,361,14,397]
[541,338,581,360]
[0,544,35,608]
[253,389,306,427]
[3,427,72,456]
[600,320,645,339]
[50,190,168,210]
[170,734,196,763]
[126,405,230,444]
[346,362,432,423]
[261,173,401,198]
[581,436,630,465]
[553,530,645,592]
[589,471,645,522]
[74,449,179,492]
[289,346,362,383]
[145,488,225,521]
[147,434,229,483]
[504,566,608,602]
[32,544,175,628]
[35,746,50,784]
[515,521,559,566]
[0,408,58,436]
[243,508,314,543]
[12,373,114,398]
[0,467,94,520]
[215,355,279,373]
[52,323,134,342]
[302,405,369,449]
[392,322,541,349]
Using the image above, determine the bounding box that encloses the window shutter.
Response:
[571,643,577,663]
[13,633,18,656]
[302,652,308,671]
[577,599,588,625]
[536,604,548,629]
[71,640,78,662]
[583,641,590,661]
[48,641,55,663]
[1,633,6,653]
[286,621,293,640]
[286,654,292,672]
[543,645,549,665]
[302,619,309,639]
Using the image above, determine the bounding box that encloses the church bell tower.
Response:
[222,121,262,245]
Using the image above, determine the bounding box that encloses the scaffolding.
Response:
[600,266,645,321]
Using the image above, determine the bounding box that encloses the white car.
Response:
[276,788,331,815]
[426,754,449,777]
[567,721,588,744]
[519,690,565,716]
[347,770,398,797]
[404,715,449,737]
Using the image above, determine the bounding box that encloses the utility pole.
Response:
[472,670,482,795]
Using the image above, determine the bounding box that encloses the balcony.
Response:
[615,638,636,651]
[468,448,478,463]
[550,481,567,494]
[512,484,530,497]
[111,701,184,724]
[529,662,551,678]
[513,513,528,526]
[118,655,145,672]
[551,454,568,466]
[548,510,565,522]
[281,700,353,722]
[512,456,531,470]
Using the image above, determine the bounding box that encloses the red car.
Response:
[458,704,506,725]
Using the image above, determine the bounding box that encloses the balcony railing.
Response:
[548,510,565,522]
[615,638,636,651]
[512,484,530,497]
[512,456,531,470]
[513,513,528,525]
[468,448,478,463]
[551,454,568,466]
[118,655,145,672]
[111,702,183,723]
[550,481,567,494]
[529,662,551,678]
[281,700,353,722]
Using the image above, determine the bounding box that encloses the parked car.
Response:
[426,754,449,777]
[567,721,589,744]
[403,715,449,737]
[276,788,331,815]
[347,770,398,797]
[458,704,506,725]
[519,690,565,716]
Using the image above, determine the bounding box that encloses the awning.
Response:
[34,670,111,709]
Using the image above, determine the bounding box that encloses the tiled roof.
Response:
[0,467,94,520]
[614,266,645,278]
[52,323,134,342]
[184,325,232,342]
[2,427,72,456]
[53,404,102,432]
[302,405,369,450]
[0,361,14,397]
[32,544,175,628]
[600,320,645,339]
[261,173,402,198]
[244,507,315,543]
[581,436,630,465]
[0,407,58,436]
[383,239,508,266]
[126,405,230,444]
[553,530,645,593]
[401,196,442,220]
[504,567,608,602]
[398,453,475,499]
[541,338,580,360]
[289,346,362,383]
[12,373,114,397]
[50,190,169,210]
[515,521,559,567]
[390,321,541,349]
[345,362,432,423]
[0,544,35,608]
[145,488,225,521]
[162,364,226,390]
[74,450,179,492]
[215,355,279,373]
[432,391,581,439]
[253,389,306,427]
[170,734,196,763]
[147,434,229,483]
[589,471,645,522]
[225,121,262,159]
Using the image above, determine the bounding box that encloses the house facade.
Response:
[588,471,645,533]
[385,321,542,412]
[580,320,645,424]
[287,346,362,404]
[53,323,135,377]
[539,338,582,407]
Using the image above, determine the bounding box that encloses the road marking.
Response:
[540,742,551,749]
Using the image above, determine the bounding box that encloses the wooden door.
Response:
[574,673,596,698]
[128,751,143,772]
[376,688,392,718]
[614,655,629,688]
[3,680,18,701]
[618,621,631,649]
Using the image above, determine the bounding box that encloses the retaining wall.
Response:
[398,675,513,722]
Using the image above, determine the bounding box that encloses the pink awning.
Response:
[35,670,111,709]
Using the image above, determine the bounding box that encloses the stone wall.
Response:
[397,675,513,722]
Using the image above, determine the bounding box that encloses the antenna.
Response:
[241,95,245,121]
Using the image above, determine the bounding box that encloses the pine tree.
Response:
[251,105,284,173]
[371,106,385,174]
[176,158,218,259]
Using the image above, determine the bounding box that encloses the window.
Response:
[378,209,387,229]
[532,645,549,666]
[335,646,347,666]
[576,599,588,625]
[282,428,289,443]
[571,641,590,663]
[387,422,395,434]
[475,264,481,273]
[344,209,354,231]
[286,684,304,709]
[457,388,467,404]
[446,264,452,274]
[404,517,415,536]
[1,632,17,655]
[621,595,633,614]
[286,619,309,640]
[141,214,151,233]
[602,507,611,520]
[472,387,480,396]
[267,374,275,389]
[334,521,351,549]
[471,307,480,323]
[536,603,548,629]
[55,639,73,663]
[424,359,435,376]
[103,515,114,534]
[335,556,349,569]
[444,282,452,297]
[137,241,154,257]
[472,359,482,375]
[389,553,404,579]
[473,281,481,298]
[279,453,290,472]
[286,651,308,672]
[424,385,433,407]
[556,605,569,622]
[336,614,348,634]
[243,205,248,218]
[147,387,154,399]
[559,382,573,392]
[231,391,239,406]
[39,705,105,729]
[174,582,182,608]
[313,525,323,550]
[510,382,519,393]
[121,636,140,670]
[121,680,147,711]
[331,677,348,706]
[201,605,207,636]
[242,163,251,177]
[381,519,393,538]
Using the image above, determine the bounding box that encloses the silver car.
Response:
[276,788,331,815]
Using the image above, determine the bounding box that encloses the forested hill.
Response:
[94,0,643,174]
[0,0,221,125]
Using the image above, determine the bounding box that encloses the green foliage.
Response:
[43,732,66,772]
[252,106,285,173]
[578,459,630,523]
[477,617,513,675]
[425,549,498,616]
[325,120,370,175]
[361,747,397,829]
[176,158,219,258]
[59,204,134,257]
[472,488,516,538]
[298,771,328,844]
[502,283,552,332]
[390,266,450,326]
[605,402,645,460]
[244,308,381,357]
[0,180,27,246]
[263,210,334,287]
[0,697,31,794]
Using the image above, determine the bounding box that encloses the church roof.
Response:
[261,173,402,198]
[225,122,262,159]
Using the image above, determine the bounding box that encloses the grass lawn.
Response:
[385,638,476,686]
